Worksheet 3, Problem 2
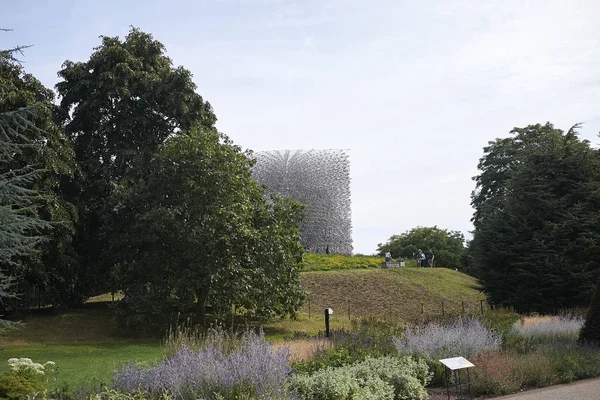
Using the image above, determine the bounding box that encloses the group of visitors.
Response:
[384,249,435,268]
[415,249,435,267]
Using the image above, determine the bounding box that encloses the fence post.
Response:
[442,301,445,316]
[347,298,350,320]
[480,299,484,314]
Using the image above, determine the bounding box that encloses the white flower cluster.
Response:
[7,358,56,376]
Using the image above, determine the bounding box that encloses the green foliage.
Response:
[0,40,79,311]
[300,253,383,271]
[579,277,600,344]
[291,356,431,400]
[109,128,306,329]
[293,347,355,375]
[480,309,522,338]
[293,319,403,375]
[471,123,600,313]
[0,42,56,306]
[56,27,216,297]
[377,226,466,270]
[0,372,45,399]
[0,358,56,399]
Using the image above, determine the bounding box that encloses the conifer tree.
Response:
[0,42,50,303]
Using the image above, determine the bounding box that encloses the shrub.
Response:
[300,254,383,272]
[0,358,57,399]
[548,344,600,383]
[580,277,600,344]
[291,356,431,400]
[470,351,523,395]
[511,351,556,388]
[506,315,584,353]
[163,321,241,358]
[512,316,583,339]
[293,322,400,375]
[479,308,522,338]
[392,316,501,360]
[114,330,291,399]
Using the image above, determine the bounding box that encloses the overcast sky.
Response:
[2,0,600,254]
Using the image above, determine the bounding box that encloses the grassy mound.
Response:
[0,265,485,389]
[299,268,486,322]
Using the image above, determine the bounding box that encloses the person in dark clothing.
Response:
[426,249,435,267]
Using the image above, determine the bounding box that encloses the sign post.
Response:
[439,356,474,400]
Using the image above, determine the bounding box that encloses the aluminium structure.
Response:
[252,149,352,254]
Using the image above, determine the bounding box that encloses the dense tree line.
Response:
[0,28,306,328]
[377,226,467,270]
[470,123,600,313]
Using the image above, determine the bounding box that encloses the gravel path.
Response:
[493,377,600,400]
[428,377,600,400]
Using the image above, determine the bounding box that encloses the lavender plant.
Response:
[511,316,584,340]
[506,316,585,353]
[393,317,501,359]
[114,330,291,400]
[163,320,241,357]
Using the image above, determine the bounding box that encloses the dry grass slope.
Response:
[299,268,485,322]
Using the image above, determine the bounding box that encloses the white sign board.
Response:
[439,357,475,371]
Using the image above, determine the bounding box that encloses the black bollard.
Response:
[324,308,332,337]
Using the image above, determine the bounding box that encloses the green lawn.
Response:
[0,266,485,391]
[0,344,162,390]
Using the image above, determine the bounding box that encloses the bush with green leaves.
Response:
[293,322,401,375]
[291,356,431,400]
[0,358,57,399]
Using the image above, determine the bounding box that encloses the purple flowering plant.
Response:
[113,329,291,399]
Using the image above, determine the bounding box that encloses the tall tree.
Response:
[471,123,600,312]
[0,41,53,309]
[0,45,79,310]
[377,226,466,269]
[56,27,216,296]
[108,128,305,329]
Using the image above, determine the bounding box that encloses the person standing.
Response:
[416,249,425,267]
[426,249,435,267]
[385,251,391,263]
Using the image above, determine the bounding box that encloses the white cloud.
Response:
[8,0,600,253]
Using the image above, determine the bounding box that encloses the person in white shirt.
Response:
[385,251,391,262]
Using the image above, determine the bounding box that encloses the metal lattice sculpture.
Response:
[252,149,352,254]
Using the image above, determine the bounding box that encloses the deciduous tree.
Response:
[377,226,466,269]
[108,128,305,328]
[56,27,216,296]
